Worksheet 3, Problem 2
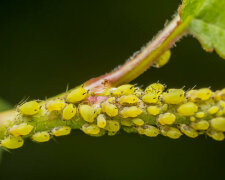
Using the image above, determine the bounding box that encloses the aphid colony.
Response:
[1,84,225,149]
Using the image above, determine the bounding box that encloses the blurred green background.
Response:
[1,0,225,179]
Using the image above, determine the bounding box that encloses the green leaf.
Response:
[180,0,225,58]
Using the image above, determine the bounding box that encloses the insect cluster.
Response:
[1,83,225,149]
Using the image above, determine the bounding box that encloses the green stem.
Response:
[0,14,191,138]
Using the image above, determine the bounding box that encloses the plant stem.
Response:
[84,15,189,93]
[0,14,190,130]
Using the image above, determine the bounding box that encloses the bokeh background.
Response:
[0,0,225,179]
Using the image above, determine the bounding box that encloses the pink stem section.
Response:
[84,15,184,94]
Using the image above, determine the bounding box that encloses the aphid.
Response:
[160,126,182,139]
[214,90,222,101]
[196,88,212,101]
[136,127,145,134]
[120,119,133,127]
[180,124,198,138]
[188,88,212,101]
[46,99,65,112]
[208,106,219,115]
[118,95,138,105]
[161,104,168,112]
[82,124,100,135]
[97,114,107,128]
[107,97,116,104]
[101,88,111,96]
[210,117,225,132]
[51,126,71,136]
[112,84,135,96]
[9,123,33,137]
[153,50,171,68]
[145,83,165,95]
[101,102,118,117]
[195,112,205,118]
[1,136,24,149]
[120,106,142,118]
[134,87,144,97]
[177,102,198,116]
[186,90,198,102]
[66,86,88,103]
[105,120,120,132]
[143,125,159,137]
[162,89,185,104]
[207,129,225,141]
[32,132,50,142]
[62,104,77,120]
[19,101,40,115]
[132,118,144,126]
[219,100,225,108]
[142,93,159,104]
[190,120,209,130]
[190,116,196,122]
[158,113,176,125]
[214,89,225,101]
[79,104,99,122]
[216,110,224,117]
[147,106,160,116]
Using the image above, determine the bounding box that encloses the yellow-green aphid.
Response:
[19,100,40,115]
[195,112,205,118]
[161,126,182,139]
[82,124,100,135]
[79,104,98,122]
[121,119,133,127]
[32,132,50,142]
[101,102,118,117]
[145,83,165,95]
[186,90,198,102]
[210,117,225,132]
[118,95,138,105]
[190,116,196,122]
[153,50,171,68]
[107,97,116,104]
[51,126,71,136]
[132,118,144,126]
[136,127,145,134]
[215,89,225,101]
[1,136,24,149]
[177,102,198,116]
[180,124,198,138]
[219,101,225,108]
[162,89,185,104]
[207,129,225,141]
[161,104,168,112]
[196,88,212,101]
[97,114,107,128]
[9,123,33,137]
[66,86,88,103]
[62,104,77,120]
[143,125,159,137]
[190,120,209,130]
[208,106,219,115]
[134,87,144,97]
[147,106,160,116]
[158,113,176,125]
[112,84,135,96]
[46,99,65,112]
[105,120,120,132]
[120,106,142,118]
[142,93,159,104]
